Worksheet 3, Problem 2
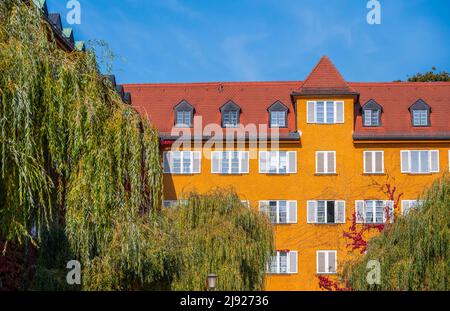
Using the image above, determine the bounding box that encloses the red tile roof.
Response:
[123,57,450,140]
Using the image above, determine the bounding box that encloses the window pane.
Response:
[279,201,287,223]
[231,152,240,174]
[365,201,374,223]
[375,201,384,223]
[411,151,420,173]
[269,255,278,273]
[221,152,229,173]
[172,152,181,173]
[420,151,429,173]
[269,201,277,223]
[327,201,335,223]
[327,152,335,173]
[269,151,278,173]
[375,152,383,173]
[317,201,326,223]
[182,152,191,173]
[371,110,379,126]
[365,152,373,173]
[420,110,427,126]
[279,151,287,174]
[317,152,325,173]
[326,101,335,123]
[279,252,288,273]
[316,102,325,123]
[364,110,372,126]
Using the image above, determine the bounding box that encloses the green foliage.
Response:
[343,175,450,290]
[0,1,273,291]
[406,67,450,82]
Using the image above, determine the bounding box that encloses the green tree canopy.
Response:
[396,67,450,82]
[343,176,449,290]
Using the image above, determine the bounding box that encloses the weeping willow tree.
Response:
[0,0,274,290]
[342,175,449,290]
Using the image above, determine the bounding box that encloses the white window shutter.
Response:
[384,200,394,223]
[355,200,365,223]
[364,151,372,173]
[192,151,201,173]
[163,152,172,173]
[240,151,249,174]
[307,101,315,123]
[287,151,297,173]
[430,150,439,173]
[317,251,325,274]
[336,101,344,123]
[401,150,410,173]
[288,251,298,274]
[211,152,220,173]
[328,151,336,173]
[259,151,268,173]
[287,201,297,223]
[307,201,317,223]
[335,201,346,223]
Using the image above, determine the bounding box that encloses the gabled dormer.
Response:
[409,99,431,127]
[268,101,289,128]
[362,99,383,127]
[220,100,240,128]
[174,100,194,127]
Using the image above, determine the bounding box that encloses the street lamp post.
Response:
[207,273,217,291]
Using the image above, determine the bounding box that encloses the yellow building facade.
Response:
[125,56,450,290]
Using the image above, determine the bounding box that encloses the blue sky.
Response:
[46,0,450,84]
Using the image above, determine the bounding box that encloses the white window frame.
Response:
[241,200,250,208]
[363,109,380,126]
[163,151,201,174]
[355,200,394,224]
[316,250,337,274]
[270,111,286,127]
[307,200,346,224]
[307,100,344,124]
[175,110,192,127]
[401,150,439,174]
[267,250,298,274]
[259,151,297,174]
[315,151,336,174]
[401,200,423,216]
[211,151,249,174]
[259,200,297,224]
[363,151,384,174]
[412,109,428,126]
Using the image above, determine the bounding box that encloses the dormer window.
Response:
[362,99,382,127]
[220,100,240,128]
[174,100,194,127]
[268,101,288,128]
[409,99,430,127]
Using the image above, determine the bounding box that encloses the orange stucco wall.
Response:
[162,96,450,290]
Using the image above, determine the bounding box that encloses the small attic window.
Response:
[409,99,431,127]
[220,100,241,128]
[268,101,289,128]
[174,100,194,127]
[362,99,382,127]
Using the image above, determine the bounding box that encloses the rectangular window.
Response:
[316,250,337,274]
[307,200,346,224]
[223,111,239,127]
[270,111,286,127]
[307,101,344,124]
[259,200,297,224]
[355,200,394,224]
[401,150,439,174]
[412,110,428,126]
[364,151,384,174]
[175,111,191,127]
[364,109,380,126]
[259,151,297,174]
[211,151,249,174]
[316,151,336,174]
[163,151,201,174]
[401,200,423,216]
[268,250,298,274]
